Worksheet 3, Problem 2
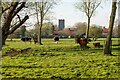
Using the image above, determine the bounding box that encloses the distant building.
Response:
[64,28,76,36]
[101,27,108,37]
[58,19,65,30]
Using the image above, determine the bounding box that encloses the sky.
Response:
[27,0,118,29]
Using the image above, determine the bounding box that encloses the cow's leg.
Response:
[79,44,82,50]
[80,45,83,50]
[34,40,36,44]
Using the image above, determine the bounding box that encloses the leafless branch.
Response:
[8,15,29,34]
[12,2,26,18]
[17,14,21,22]
[90,1,102,17]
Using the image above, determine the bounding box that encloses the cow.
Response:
[21,37,32,43]
[93,42,103,48]
[76,37,89,50]
[33,34,38,44]
[54,36,59,44]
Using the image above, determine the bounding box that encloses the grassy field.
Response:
[1,38,120,79]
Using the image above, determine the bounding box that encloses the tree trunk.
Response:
[2,19,11,45]
[0,2,2,51]
[104,1,117,55]
[39,18,43,45]
[0,27,2,51]
[39,27,42,45]
[2,35,7,45]
[86,17,90,39]
[35,2,43,45]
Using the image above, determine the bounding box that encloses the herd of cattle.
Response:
[21,36,60,44]
[21,36,102,50]
[21,36,38,44]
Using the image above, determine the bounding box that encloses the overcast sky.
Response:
[27,0,118,29]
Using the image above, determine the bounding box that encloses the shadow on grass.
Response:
[113,62,120,68]
[2,65,81,69]
[112,47,120,51]
[2,65,43,68]
[1,77,119,80]
[112,44,120,47]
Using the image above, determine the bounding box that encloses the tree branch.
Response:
[43,3,53,17]
[10,20,19,28]
[8,15,29,35]
[9,2,19,15]
[1,2,14,14]
[12,2,26,19]
[17,14,21,22]
[90,1,101,18]
[2,6,11,13]
[83,2,89,17]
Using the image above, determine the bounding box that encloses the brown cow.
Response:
[33,34,38,44]
[93,42,103,48]
[76,38,88,50]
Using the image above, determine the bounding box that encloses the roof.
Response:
[103,27,108,33]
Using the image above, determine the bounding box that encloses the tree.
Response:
[29,22,55,37]
[0,27,2,51]
[89,25,102,40]
[21,25,26,37]
[41,22,54,37]
[35,0,57,45]
[0,1,2,51]
[74,22,87,35]
[104,1,117,55]
[1,1,29,45]
[118,1,120,38]
[75,0,102,39]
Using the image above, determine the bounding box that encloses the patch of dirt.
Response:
[2,48,32,57]
[40,52,61,56]
[39,52,66,57]
[51,76,63,79]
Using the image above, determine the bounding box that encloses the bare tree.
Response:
[74,22,87,35]
[89,25,102,40]
[35,0,57,45]
[75,0,102,39]
[1,1,29,45]
[104,1,117,55]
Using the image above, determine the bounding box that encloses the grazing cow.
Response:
[33,34,38,44]
[76,37,88,50]
[93,42,103,48]
[54,36,59,44]
[21,37,32,42]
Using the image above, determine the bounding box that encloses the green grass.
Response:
[1,38,120,79]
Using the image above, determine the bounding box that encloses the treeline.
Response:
[8,21,119,39]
